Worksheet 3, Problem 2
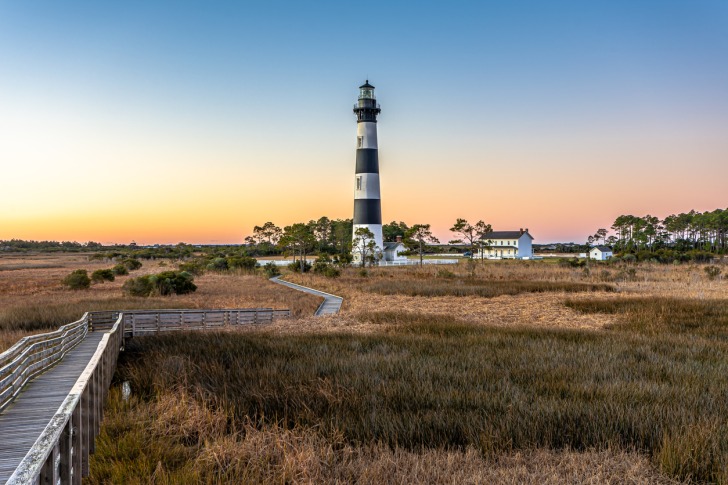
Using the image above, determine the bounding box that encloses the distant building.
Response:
[476,229,534,259]
[383,236,408,262]
[589,246,613,261]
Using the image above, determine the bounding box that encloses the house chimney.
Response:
[396,235,402,243]
[519,228,524,235]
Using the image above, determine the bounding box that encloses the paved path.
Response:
[0,332,106,483]
[270,276,343,315]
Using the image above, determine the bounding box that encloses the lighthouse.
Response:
[352,80,383,262]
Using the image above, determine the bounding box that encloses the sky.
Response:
[1,1,726,245]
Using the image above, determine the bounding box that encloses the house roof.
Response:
[481,230,534,240]
[591,245,612,252]
[383,241,404,250]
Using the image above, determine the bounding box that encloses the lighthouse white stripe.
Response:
[354,173,380,199]
[356,122,378,149]
[353,224,384,254]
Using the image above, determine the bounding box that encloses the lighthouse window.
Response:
[356,176,362,190]
[357,136,363,148]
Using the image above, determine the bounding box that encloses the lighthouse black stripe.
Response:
[353,199,382,225]
[355,149,379,174]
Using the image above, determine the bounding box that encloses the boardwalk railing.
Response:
[89,308,290,336]
[0,307,289,484]
[6,313,123,485]
[0,314,89,414]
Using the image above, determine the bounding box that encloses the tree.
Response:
[404,224,439,265]
[246,222,282,255]
[279,223,316,273]
[449,219,491,257]
[353,227,379,267]
[382,221,409,242]
[594,228,608,245]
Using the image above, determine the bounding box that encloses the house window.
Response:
[357,136,363,148]
[356,177,362,190]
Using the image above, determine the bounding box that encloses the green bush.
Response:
[207,257,228,271]
[288,261,312,273]
[263,262,281,278]
[313,260,340,278]
[227,256,257,270]
[91,269,115,283]
[122,258,143,271]
[112,264,129,276]
[61,269,91,290]
[122,271,197,297]
[178,261,205,276]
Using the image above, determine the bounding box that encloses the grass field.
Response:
[3,253,727,482]
[0,253,321,351]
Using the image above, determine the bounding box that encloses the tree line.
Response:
[590,207,728,255]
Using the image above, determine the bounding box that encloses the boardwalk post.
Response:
[72,403,82,484]
[81,384,90,476]
[40,442,59,484]
[60,420,72,483]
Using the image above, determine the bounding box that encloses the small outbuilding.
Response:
[383,236,408,262]
[589,246,613,261]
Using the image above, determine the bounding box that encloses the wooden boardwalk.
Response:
[270,276,343,315]
[0,332,105,483]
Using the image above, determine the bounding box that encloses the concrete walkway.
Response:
[270,276,343,316]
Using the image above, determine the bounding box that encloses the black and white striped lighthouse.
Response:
[352,80,383,261]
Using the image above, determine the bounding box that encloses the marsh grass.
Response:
[97,311,728,483]
[366,278,615,298]
[90,388,676,485]
[565,297,728,339]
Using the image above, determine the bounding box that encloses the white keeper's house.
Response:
[476,229,534,259]
[383,236,408,262]
[589,245,613,261]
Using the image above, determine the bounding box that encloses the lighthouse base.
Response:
[352,224,384,264]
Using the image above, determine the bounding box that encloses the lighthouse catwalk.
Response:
[352,80,383,261]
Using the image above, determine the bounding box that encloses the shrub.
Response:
[61,269,91,290]
[91,269,115,283]
[323,265,341,278]
[178,261,205,276]
[122,276,154,297]
[705,265,722,281]
[558,257,585,268]
[288,261,312,273]
[123,271,197,297]
[227,256,257,271]
[263,262,281,278]
[122,258,143,271]
[312,259,339,277]
[112,264,129,276]
[207,257,228,271]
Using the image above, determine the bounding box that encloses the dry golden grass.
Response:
[279,260,727,336]
[0,253,321,351]
[90,386,679,484]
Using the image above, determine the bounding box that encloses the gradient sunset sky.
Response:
[1,1,726,245]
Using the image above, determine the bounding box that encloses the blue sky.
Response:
[1,1,726,243]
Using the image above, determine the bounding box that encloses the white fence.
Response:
[379,259,459,266]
